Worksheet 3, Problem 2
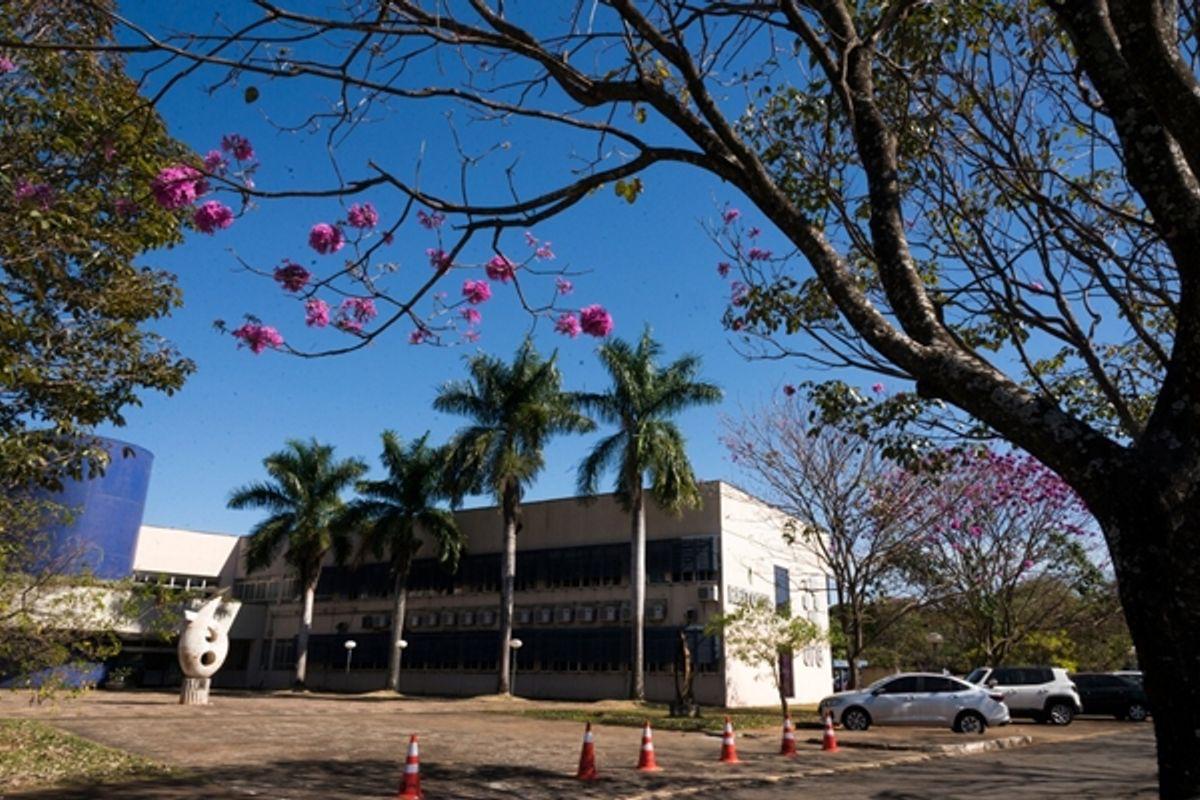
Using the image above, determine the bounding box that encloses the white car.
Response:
[965,666,1082,725]
[817,672,1011,733]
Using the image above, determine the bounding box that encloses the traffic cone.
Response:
[780,715,797,757]
[821,712,840,753]
[718,716,741,764]
[575,722,599,781]
[397,734,423,799]
[635,720,662,772]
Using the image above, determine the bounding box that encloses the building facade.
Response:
[215,481,831,707]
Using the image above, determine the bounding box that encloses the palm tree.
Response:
[343,431,465,693]
[576,328,722,701]
[228,438,367,689]
[435,339,594,694]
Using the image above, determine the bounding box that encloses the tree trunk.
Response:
[629,482,646,701]
[848,613,865,692]
[778,683,789,720]
[1098,484,1200,800]
[496,479,519,695]
[295,580,315,689]
[387,571,408,693]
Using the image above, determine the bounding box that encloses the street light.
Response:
[509,638,524,696]
[343,639,357,674]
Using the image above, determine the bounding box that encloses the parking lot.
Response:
[0,691,1153,799]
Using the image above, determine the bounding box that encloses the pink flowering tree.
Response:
[904,449,1103,665]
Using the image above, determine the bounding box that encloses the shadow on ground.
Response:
[5,758,704,799]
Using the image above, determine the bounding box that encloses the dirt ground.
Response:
[0,690,1133,799]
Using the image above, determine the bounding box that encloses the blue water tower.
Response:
[43,437,154,579]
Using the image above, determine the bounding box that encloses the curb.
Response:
[802,734,1033,754]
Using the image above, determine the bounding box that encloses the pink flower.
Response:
[221,133,255,162]
[347,202,379,229]
[273,261,311,293]
[337,318,364,334]
[409,328,429,345]
[305,298,330,328]
[461,308,482,326]
[463,329,480,343]
[731,281,748,306]
[747,247,772,261]
[0,57,16,74]
[717,261,731,277]
[339,297,378,323]
[426,248,452,272]
[382,232,394,245]
[555,277,574,295]
[462,279,492,304]
[485,254,516,283]
[871,382,885,395]
[193,201,234,234]
[722,208,741,224]
[1021,559,1035,570]
[554,312,581,338]
[748,226,761,238]
[1031,281,1045,292]
[417,209,445,229]
[14,181,53,209]
[535,242,555,260]
[579,305,614,337]
[783,384,797,397]
[151,165,208,210]
[203,150,227,174]
[231,323,284,354]
[309,223,345,255]
[524,231,538,247]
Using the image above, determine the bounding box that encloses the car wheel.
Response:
[841,707,871,731]
[1125,703,1149,722]
[1047,702,1075,725]
[954,711,987,734]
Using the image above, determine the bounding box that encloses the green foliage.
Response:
[345,431,465,577]
[435,339,594,505]
[575,327,722,513]
[228,439,368,588]
[0,0,194,492]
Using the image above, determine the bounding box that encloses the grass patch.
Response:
[498,703,822,732]
[0,719,174,791]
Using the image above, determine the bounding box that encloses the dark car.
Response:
[1070,672,1150,721]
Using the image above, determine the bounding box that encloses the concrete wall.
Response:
[132,525,240,586]
[717,484,832,707]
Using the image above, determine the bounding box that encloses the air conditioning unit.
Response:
[515,608,532,624]
[460,610,475,626]
[578,606,596,623]
[698,585,720,603]
[537,607,554,624]
[480,610,497,626]
[408,613,422,628]
[557,606,573,623]
[649,601,667,621]
[424,612,440,627]
[441,611,456,627]
[601,605,618,622]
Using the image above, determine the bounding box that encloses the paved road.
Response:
[728,728,1158,799]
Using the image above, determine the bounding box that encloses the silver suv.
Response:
[966,666,1082,725]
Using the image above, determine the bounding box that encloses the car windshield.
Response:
[863,676,894,692]
[965,668,988,685]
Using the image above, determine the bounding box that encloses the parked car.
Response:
[817,672,1010,734]
[965,666,1082,725]
[1071,672,1150,721]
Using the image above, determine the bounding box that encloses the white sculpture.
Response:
[177,595,232,705]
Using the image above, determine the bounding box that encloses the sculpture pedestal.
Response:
[179,677,211,706]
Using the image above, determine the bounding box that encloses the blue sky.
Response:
[97,3,858,536]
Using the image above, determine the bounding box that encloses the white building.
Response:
[130,481,831,706]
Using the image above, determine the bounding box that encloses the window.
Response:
[271,638,297,670]
[774,566,791,614]
[922,676,966,693]
[880,676,921,694]
[557,606,574,623]
[537,607,554,624]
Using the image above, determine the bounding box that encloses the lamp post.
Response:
[344,639,357,674]
[509,638,523,696]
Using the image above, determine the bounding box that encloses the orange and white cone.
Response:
[718,716,741,764]
[575,722,599,781]
[635,720,662,772]
[780,715,797,757]
[397,734,423,799]
[821,712,840,753]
